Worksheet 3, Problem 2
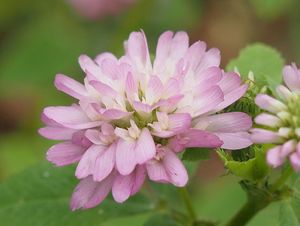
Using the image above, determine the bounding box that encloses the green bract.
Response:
[217,147,269,181]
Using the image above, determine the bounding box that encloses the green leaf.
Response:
[279,200,300,226]
[250,0,295,20]
[143,214,179,226]
[0,162,153,226]
[217,147,269,181]
[226,43,284,93]
[182,148,211,161]
[0,10,90,88]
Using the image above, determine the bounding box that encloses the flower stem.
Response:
[225,197,270,226]
[225,165,294,226]
[178,187,197,222]
[270,165,294,192]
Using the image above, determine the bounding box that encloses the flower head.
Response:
[40,30,252,210]
[251,63,300,171]
[68,0,135,20]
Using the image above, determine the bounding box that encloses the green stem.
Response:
[225,197,270,226]
[178,187,197,222]
[225,166,294,226]
[270,165,294,192]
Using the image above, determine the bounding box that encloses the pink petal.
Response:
[267,146,283,168]
[95,52,117,66]
[132,101,152,113]
[196,48,221,72]
[93,143,116,182]
[184,129,223,148]
[100,57,120,80]
[196,112,252,133]
[290,153,300,171]
[41,112,60,126]
[101,123,114,135]
[79,99,102,121]
[280,140,296,159]
[125,31,151,70]
[218,72,242,94]
[71,130,92,148]
[146,161,169,183]
[184,41,207,70]
[255,94,287,114]
[112,165,146,203]
[39,127,76,140]
[169,129,223,152]
[85,129,102,145]
[78,55,101,80]
[135,128,156,164]
[75,145,106,179]
[297,142,300,153]
[153,31,174,72]
[169,31,189,62]
[251,128,283,143]
[193,85,224,116]
[214,84,248,112]
[43,105,101,129]
[125,72,138,101]
[54,74,87,99]
[70,175,114,210]
[157,95,184,113]
[163,78,180,98]
[168,113,191,133]
[150,130,175,138]
[254,113,281,127]
[116,139,137,175]
[102,109,132,120]
[283,64,300,91]
[145,76,164,104]
[215,132,253,150]
[195,66,222,87]
[89,80,117,97]
[154,31,189,73]
[163,150,188,187]
[276,85,293,100]
[130,165,147,195]
[46,142,85,166]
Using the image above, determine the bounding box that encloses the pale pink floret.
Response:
[40,30,252,210]
[252,63,300,171]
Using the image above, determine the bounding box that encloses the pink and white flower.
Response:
[251,63,300,171]
[40,30,252,210]
[68,0,136,20]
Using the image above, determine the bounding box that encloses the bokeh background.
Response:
[0,0,299,225]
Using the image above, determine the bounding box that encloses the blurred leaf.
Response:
[0,162,153,226]
[0,10,90,88]
[182,148,211,161]
[250,0,295,20]
[279,200,300,226]
[105,213,151,226]
[290,1,300,63]
[0,133,47,180]
[218,148,269,181]
[184,161,199,178]
[110,0,201,55]
[226,43,284,93]
[144,214,179,226]
[146,0,199,30]
[0,0,35,29]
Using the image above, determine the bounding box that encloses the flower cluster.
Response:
[40,31,252,210]
[68,0,135,20]
[251,63,300,171]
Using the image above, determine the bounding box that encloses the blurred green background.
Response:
[0,0,299,225]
